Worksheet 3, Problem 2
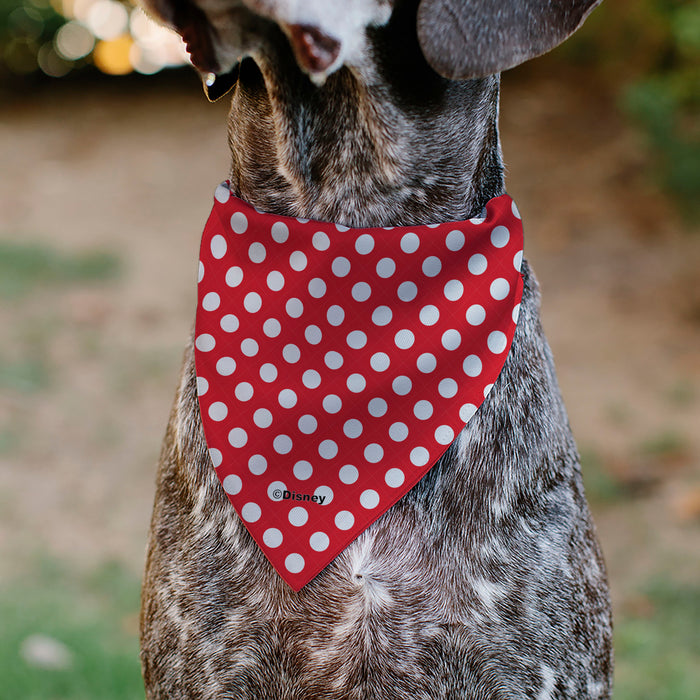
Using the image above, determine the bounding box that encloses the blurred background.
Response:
[0,0,698,697]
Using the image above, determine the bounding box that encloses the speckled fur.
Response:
[139,1,613,697]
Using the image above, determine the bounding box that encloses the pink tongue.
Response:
[195,184,524,590]
[287,24,341,73]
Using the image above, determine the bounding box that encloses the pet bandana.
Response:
[195,182,524,590]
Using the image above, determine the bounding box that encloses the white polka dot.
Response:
[248,242,266,263]
[370,352,390,372]
[385,468,405,487]
[470,208,487,225]
[244,292,262,313]
[339,464,359,484]
[459,403,478,422]
[293,460,313,480]
[228,427,248,447]
[266,270,285,291]
[278,388,297,408]
[225,266,243,287]
[248,454,268,475]
[289,250,308,271]
[282,344,301,363]
[336,223,350,231]
[308,277,327,298]
[513,250,523,271]
[490,278,510,300]
[372,306,393,326]
[314,485,333,505]
[360,489,380,509]
[309,532,329,551]
[324,351,344,370]
[208,448,222,467]
[438,378,458,398]
[397,281,417,302]
[214,183,230,203]
[298,414,318,434]
[511,200,521,219]
[202,292,220,311]
[220,314,239,332]
[223,474,242,495]
[326,305,345,326]
[419,305,440,326]
[410,447,430,466]
[351,282,371,302]
[253,408,273,428]
[263,528,283,548]
[463,354,482,377]
[434,425,455,445]
[417,353,437,373]
[483,383,494,398]
[400,232,420,253]
[347,330,367,349]
[210,234,227,259]
[241,503,262,523]
[240,338,259,356]
[305,325,323,345]
[392,375,412,395]
[208,401,228,421]
[235,382,254,401]
[285,553,305,573]
[347,373,367,393]
[259,363,278,383]
[271,221,289,243]
[195,334,215,352]
[323,394,342,413]
[196,376,209,396]
[230,212,248,234]
[288,506,308,526]
[268,480,286,501]
[468,253,487,275]
[376,257,396,278]
[422,255,442,277]
[263,318,281,338]
[332,257,351,277]
[334,510,355,530]
[446,229,465,251]
[364,443,384,463]
[394,329,415,349]
[444,279,464,301]
[198,260,205,283]
[313,231,330,250]
[302,370,322,389]
[490,225,510,248]
[285,297,304,318]
[512,304,521,323]
[466,304,486,326]
[441,329,461,351]
[488,330,508,354]
[413,400,433,420]
[355,234,375,254]
[343,419,363,438]
[368,397,388,417]
[273,434,293,454]
[319,440,338,459]
[389,422,408,441]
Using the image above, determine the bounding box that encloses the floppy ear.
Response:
[416,0,603,80]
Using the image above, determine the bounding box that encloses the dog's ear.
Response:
[416,0,603,80]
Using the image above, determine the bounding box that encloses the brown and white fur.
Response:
[139,1,613,697]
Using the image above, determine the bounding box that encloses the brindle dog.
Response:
[138,1,613,697]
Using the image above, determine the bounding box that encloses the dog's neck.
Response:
[224,10,504,229]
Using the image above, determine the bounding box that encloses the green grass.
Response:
[614,580,700,700]
[0,559,144,700]
[0,240,121,299]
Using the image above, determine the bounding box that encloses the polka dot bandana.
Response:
[195,182,524,589]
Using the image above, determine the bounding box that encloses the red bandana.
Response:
[195,183,524,589]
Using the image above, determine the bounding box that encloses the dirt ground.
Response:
[0,67,698,615]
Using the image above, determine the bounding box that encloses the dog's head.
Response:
[140,0,602,97]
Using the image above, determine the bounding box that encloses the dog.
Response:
[139,1,613,697]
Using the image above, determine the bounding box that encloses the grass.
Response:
[0,559,144,700]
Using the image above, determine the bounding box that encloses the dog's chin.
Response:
[203,64,241,101]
